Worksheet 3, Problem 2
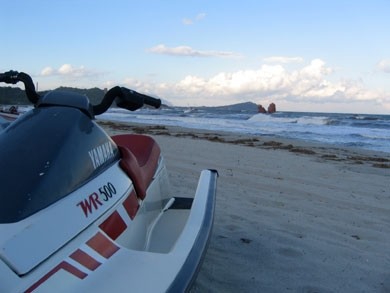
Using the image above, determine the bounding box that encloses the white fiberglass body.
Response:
[0,150,217,292]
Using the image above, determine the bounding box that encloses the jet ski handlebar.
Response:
[0,70,40,104]
[0,70,161,116]
[92,86,161,115]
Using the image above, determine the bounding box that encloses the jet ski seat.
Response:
[111,134,161,200]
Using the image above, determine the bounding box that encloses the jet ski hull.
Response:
[1,165,217,293]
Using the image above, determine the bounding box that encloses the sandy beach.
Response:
[101,121,390,293]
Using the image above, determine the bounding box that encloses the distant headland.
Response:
[0,86,276,114]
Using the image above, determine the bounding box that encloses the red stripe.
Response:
[70,249,101,271]
[123,190,139,220]
[86,232,119,259]
[25,261,87,293]
[99,210,127,240]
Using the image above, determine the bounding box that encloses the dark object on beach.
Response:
[0,105,18,114]
[0,105,19,121]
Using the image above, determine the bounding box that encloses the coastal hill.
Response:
[0,87,260,112]
[0,86,105,105]
[195,101,259,113]
[0,86,169,107]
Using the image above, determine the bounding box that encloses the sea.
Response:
[99,106,390,154]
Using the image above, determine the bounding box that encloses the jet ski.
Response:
[0,71,217,292]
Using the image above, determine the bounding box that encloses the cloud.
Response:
[182,12,206,25]
[377,58,390,73]
[263,56,304,64]
[182,18,193,25]
[41,66,54,76]
[127,59,389,109]
[148,44,242,58]
[40,64,101,78]
[172,59,334,100]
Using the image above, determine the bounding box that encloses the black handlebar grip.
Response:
[128,89,161,109]
[0,70,19,84]
[143,95,161,108]
[0,71,39,104]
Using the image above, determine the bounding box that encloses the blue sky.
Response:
[1,0,390,114]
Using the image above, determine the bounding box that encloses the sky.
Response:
[1,0,390,114]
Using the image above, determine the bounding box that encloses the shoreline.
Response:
[98,120,390,171]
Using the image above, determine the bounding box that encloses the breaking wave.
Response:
[248,113,333,125]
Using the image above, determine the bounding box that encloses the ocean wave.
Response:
[350,132,390,140]
[248,113,333,125]
[351,115,379,121]
[248,113,296,123]
[97,108,389,153]
[349,120,390,130]
[296,116,334,125]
